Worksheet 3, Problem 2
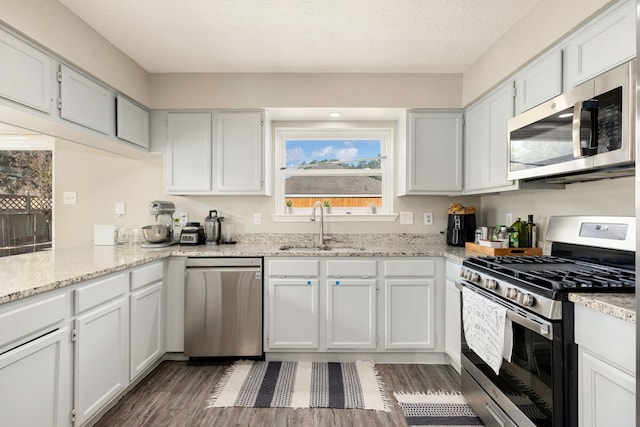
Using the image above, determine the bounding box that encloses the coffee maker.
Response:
[446,213,476,247]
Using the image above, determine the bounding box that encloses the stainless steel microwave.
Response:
[507,60,635,183]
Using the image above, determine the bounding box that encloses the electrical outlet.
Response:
[424,212,433,225]
[179,212,188,226]
[253,213,262,225]
[115,202,125,215]
[400,211,413,225]
[505,212,513,226]
[63,191,77,205]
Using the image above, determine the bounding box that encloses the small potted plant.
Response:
[285,199,294,214]
[323,199,331,214]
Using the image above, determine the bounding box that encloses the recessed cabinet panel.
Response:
[384,278,435,349]
[514,49,562,114]
[60,65,114,135]
[217,111,264,193]
[166,112,212,193]
[565,0,635,87]
[326,279,377,349]
[268,278,319,349]
[130,282,163,381]
[0,29,51,113]
[116,95,150,148]
[405,111,463,194]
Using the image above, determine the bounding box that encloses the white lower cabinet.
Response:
[265,257,443,355]
[326,279,377,349]
[73,272,129,426]
[575,303,635,427]
[268,278,320,349]
[0,290,71,427]
[129,261,164,381]
[444,259,462,371]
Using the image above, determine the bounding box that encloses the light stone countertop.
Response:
[0,233,634,324]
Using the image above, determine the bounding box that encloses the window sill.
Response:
[272,213,399,222]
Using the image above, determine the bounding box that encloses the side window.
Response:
[0,135,53,257]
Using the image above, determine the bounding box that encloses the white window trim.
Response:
[273,127,396,221]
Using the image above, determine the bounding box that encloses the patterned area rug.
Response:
[207,360,391,412]
[394,392,484,426]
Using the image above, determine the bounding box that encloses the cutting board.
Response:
[465,242,543,256]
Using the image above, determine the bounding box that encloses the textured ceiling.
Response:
[57,0,539,74]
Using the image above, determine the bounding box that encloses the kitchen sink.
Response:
[278,245,365,252]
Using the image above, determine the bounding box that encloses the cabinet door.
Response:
[578,347,635,427]
[116,95,150,148]
[267,278,319,349]
[514,49,562,114]
[216,111,264,193]
[444,278,461,369]
[405,111,463,194]
[60,65,114,135]
[74,297,128,426]
[0,29,52,113]
[326,279,377,349]
[130,282,163,381]
[384,278,435,349]
[464,82,517,194]
[0,327,70,427]
[166,112,212,193]
[564,0,635,87]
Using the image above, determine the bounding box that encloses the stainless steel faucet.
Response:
[310,201,325,246]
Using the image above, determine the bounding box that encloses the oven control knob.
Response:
[519,292,535,307]
[460,269,469,280]
[505,288,518,300]
[470,272,480,283]
[484,279,498,290]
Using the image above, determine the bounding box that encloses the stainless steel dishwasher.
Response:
[184,258,262,357]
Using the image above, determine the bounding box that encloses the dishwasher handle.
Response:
[185,257,262,268]
[186,266,261,274]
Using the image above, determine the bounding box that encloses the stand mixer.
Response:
[141,200,179,248]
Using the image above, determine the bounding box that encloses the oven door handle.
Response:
[506,310,552,340]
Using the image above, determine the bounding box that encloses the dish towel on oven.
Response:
[462,287,513,375]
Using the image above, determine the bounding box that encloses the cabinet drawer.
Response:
[383,260,435,277]
[268,260,320,277]
[0,292,67,349]
[74,272,128,314]
[130,261,163,291]
[326,260,377,277]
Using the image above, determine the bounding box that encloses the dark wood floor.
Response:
[94,361,461,427]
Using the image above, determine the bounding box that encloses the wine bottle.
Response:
[527,215,535,248]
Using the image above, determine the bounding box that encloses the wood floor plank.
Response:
[94,361,460,427]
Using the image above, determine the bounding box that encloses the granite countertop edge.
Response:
[0,241,633,324]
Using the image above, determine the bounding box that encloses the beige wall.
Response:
[462,0,615,105]
[0,0,150,105]
[149,73,462,109]
[479,177,634,243]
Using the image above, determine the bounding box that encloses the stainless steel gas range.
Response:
[457,216,635,427]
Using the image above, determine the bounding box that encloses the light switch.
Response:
[253,213,262,225]
[115,202,126,215]
[400,211,413,225]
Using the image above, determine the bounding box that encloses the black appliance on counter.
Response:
[457,215,635,427]
[446,213,476,246]
[179,222,206,245]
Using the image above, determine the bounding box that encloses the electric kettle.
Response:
[204,210,223,244]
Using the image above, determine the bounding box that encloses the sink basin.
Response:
[279,245,365,252]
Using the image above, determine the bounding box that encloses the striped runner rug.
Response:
[207,360,390,412]
[394,392,484,426]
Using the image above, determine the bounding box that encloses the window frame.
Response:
[273,127,396,222]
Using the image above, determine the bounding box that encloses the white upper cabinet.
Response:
[0,29,52,113]
[398,110,464,195]
[216,111,265,194]
[464,82,517,194]
[514,49,563,114]
[116,95,150,148]
[564,0,635,88]
[59,65,114,135]
[166,112,213,193]
[163,110,268,195]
